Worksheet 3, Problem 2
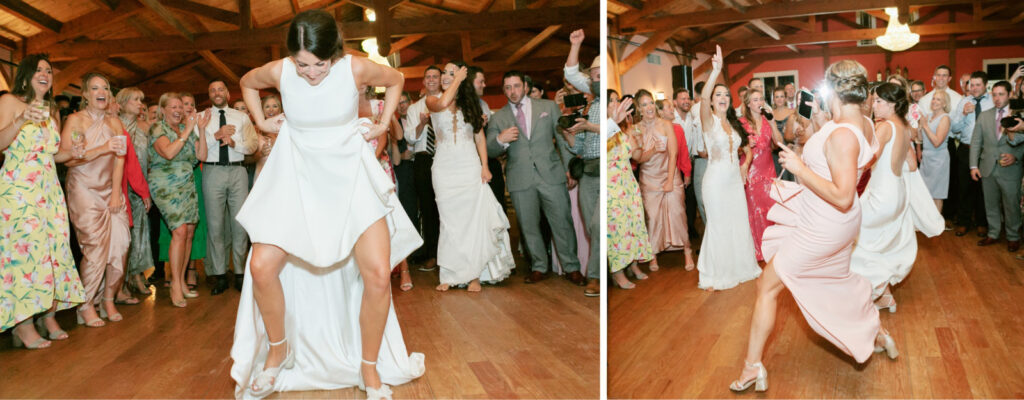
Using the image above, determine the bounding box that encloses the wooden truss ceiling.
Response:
[0,0,599,102]
[610,0,1024,77]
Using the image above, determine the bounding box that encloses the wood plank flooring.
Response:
[609,229,1024,398]
[0,263,598,398]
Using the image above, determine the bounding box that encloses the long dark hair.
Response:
[713,83,748,148]
[874,82,909,126]
[287,10,345,61]
[450,61,484,133]
[10,53,54,109]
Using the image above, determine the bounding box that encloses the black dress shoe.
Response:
[234,274,244,291]
[211,275,229,295]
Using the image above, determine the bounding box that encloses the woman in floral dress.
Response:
[0,54,86,348]
[607,96,653,290]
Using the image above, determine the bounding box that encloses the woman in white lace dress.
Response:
[426,62,515,292]
[695,47,761,291]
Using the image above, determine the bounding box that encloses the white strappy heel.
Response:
[729,361,768,393]
[359,359,393,400]
[249,337,295,397]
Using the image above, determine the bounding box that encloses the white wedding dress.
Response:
[431,108,514,286]
[850,120,943,298]
[696,114,761,290]
[230,55,425,399]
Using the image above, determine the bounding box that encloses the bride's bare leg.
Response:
[250,243,289,369]
[737,260,785,383]
[352,218,393,390]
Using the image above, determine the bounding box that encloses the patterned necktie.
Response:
[515,102,528,140]
[997,107,1005,139]
[425,121,435,156]
[218,109,229,163]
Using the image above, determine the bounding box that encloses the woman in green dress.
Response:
[117,87,155,296]
[156,93,207,290]
[0,54,86,348]
[147,92,209,307]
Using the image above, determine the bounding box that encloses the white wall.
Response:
[619,35,710,98]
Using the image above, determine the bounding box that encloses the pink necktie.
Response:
[516,102,529,140]
[997,108,1005,139]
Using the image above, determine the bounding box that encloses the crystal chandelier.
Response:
[876,7,919,52]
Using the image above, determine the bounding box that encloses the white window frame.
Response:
[753,70,800,91]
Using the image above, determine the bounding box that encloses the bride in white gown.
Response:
[695,62,761,290]
[850,83,943,313]
[427,62,514,291]
[230,11,423,400]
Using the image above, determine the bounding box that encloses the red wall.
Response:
[722,10,1024,107]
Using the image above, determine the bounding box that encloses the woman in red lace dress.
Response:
[739,89,783,261]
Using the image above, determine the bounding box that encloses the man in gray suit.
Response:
[970,81,1024,252]
[486,71,585,285]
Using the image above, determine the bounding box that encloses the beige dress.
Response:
[638,130,690,253]
[66,114,130,306]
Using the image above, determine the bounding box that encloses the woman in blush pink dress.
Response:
[729,57,898,393]
[739,89,783,261]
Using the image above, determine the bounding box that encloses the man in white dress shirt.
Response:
[404,66,443,271]
[684,82,708,225]
[918,65,963,119]
[199,79,257,294]
[672,87,701,238]
[949,71,993,237]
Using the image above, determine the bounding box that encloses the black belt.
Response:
[414,152,434,158]
[201,160,244,167]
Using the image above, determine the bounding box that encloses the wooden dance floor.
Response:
[609,229,1024,398]
[0,264,598,398]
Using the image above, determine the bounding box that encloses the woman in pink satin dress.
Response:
[739,89,783,261]
[729,57,899,393]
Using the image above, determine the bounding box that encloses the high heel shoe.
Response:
[250,338,296,397]
[130,273,152,296]
[359,359,393,400]
[100,298,123,322]
[729,361,768,393]
[76,307,105,327]
[183,289,199,299]
[12,326,51,349]
[875,293,897,313]
[874,331,899,359]
[34,312,68,340]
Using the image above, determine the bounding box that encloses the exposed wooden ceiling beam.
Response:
[621,0,995,33]
[697,20,1020,52]
[1013,10,1024,24]
[138,0,195,41]
[730,60,764,82]
[749,19,781,40]
[390,33,427,55]
[825,14,862,30]
[620,27,684,72]
[24,1,144,53]
[785,44,800,53]
[290,0,301,15]
[43,5,595,60]
[54,58,107,94]
[374,0,393,56]
[239,0,253,30]
[506,25,562,65]
[88,0,119,11]
[460,32,473,62]
[162,0,241,26]
[773,17,815,32]
[478,0,499,12]
[107,57,148,79]
[0,0,63,33]
[198,50,241,82]
[470,37,510,59]
[619,0,686,26]
[724,34,1024,65]
[608,0,643,10]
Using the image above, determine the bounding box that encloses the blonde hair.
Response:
[115,87,144,113]
[933,90,951,114]
[156,92,183,121]
[825,60,868,105]
[79,72,111,108]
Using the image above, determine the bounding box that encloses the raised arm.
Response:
[426,66,466,113]
[240,59,284,131]
[699,45,722,134]
[353,56,404,141]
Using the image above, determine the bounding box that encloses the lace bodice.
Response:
[430,108,476,147]
[704,114,741,164]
